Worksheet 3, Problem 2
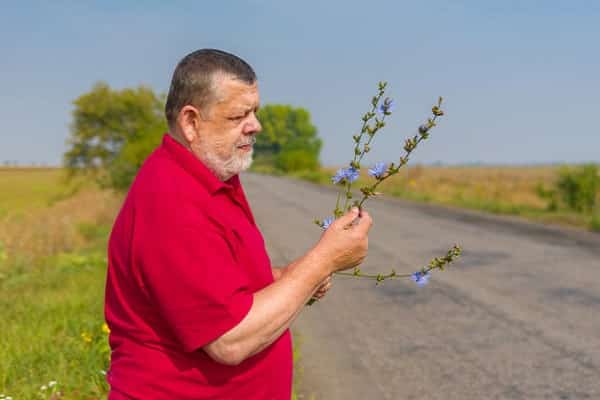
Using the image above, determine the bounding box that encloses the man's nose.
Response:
[244,113,262,134]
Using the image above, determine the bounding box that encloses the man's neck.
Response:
[168,131,191,151]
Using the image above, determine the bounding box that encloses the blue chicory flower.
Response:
[411,271,430,287]
[345,167,359,183]
[321,217,334,230]
[332,168,346,184]
[368,162,387,179]
[377,98,395,115]
[331,167,360,184]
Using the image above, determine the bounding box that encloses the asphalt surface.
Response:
[241,172,600,400]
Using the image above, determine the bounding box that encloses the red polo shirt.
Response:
[104,134,292,399]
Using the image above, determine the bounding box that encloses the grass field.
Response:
[0,168,120,399]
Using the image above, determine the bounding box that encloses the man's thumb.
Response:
[335,207,360,226]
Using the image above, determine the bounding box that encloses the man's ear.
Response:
[178,105,201,144]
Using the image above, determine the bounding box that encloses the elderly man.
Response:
[104,49,372,399]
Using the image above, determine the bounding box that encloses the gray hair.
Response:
[165,49,257,128]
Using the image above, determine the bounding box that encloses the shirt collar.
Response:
[161,133,240,195]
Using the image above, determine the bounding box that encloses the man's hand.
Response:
[203,207,372,366]
[313,207,372,274]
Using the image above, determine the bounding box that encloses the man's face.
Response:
[190,75,261,181]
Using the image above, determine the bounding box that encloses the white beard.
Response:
[195,137,255,181]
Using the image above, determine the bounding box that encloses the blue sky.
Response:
[1,1,599,166]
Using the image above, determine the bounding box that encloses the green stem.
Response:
[356,113,441,209]
[334,244,461,283]
[341,87,387,212]
[334,190,342,217]
[335,271,414,279]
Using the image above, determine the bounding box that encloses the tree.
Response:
[65,85,322,189]
[254,105,322,172]
[64,82,167,190]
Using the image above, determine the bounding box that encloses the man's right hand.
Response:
[202,207,372,366]
[313,207,372,274]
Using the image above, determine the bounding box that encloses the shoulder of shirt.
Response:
[124,146,216,226]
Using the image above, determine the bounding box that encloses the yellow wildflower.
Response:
[81,332,93,343]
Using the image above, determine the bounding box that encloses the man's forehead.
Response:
[213,75,259,102]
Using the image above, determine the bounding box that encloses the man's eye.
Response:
[229,115,244,121]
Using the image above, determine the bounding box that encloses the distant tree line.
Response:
[64,82,322,191]
[1,161,51,167]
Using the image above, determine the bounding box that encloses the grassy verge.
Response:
[280,165,600,232]
[0,251,110,399]
[0,168,117,399]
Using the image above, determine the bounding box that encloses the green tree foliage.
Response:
[556,164,599,213]
[255,105,322,172]
[64,82,166,190]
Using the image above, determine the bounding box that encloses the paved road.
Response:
[241,173,600,400]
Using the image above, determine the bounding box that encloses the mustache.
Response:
[236,136,257,147]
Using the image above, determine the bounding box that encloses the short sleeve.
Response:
[136,223,254,352]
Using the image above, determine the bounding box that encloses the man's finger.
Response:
[353,210,372,233]
[317,280,332,293]
[333,207,360,229]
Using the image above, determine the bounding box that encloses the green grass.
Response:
[0,168,72,214]
[0,250,109,399]
[0,168,111,399]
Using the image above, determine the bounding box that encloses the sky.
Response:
[1,1,599,166]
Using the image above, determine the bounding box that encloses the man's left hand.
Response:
[311,275,332,300]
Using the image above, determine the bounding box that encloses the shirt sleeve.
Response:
[135,222,254,353]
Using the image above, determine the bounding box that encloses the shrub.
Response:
[275,149,320,173]
[556,164,599,213]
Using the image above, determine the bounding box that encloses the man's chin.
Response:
[238,148,253,166]
[239,155,253,172]
[227,153,254,177]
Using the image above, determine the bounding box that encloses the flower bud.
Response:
[432,106,444,116]
[360,187,372,196]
